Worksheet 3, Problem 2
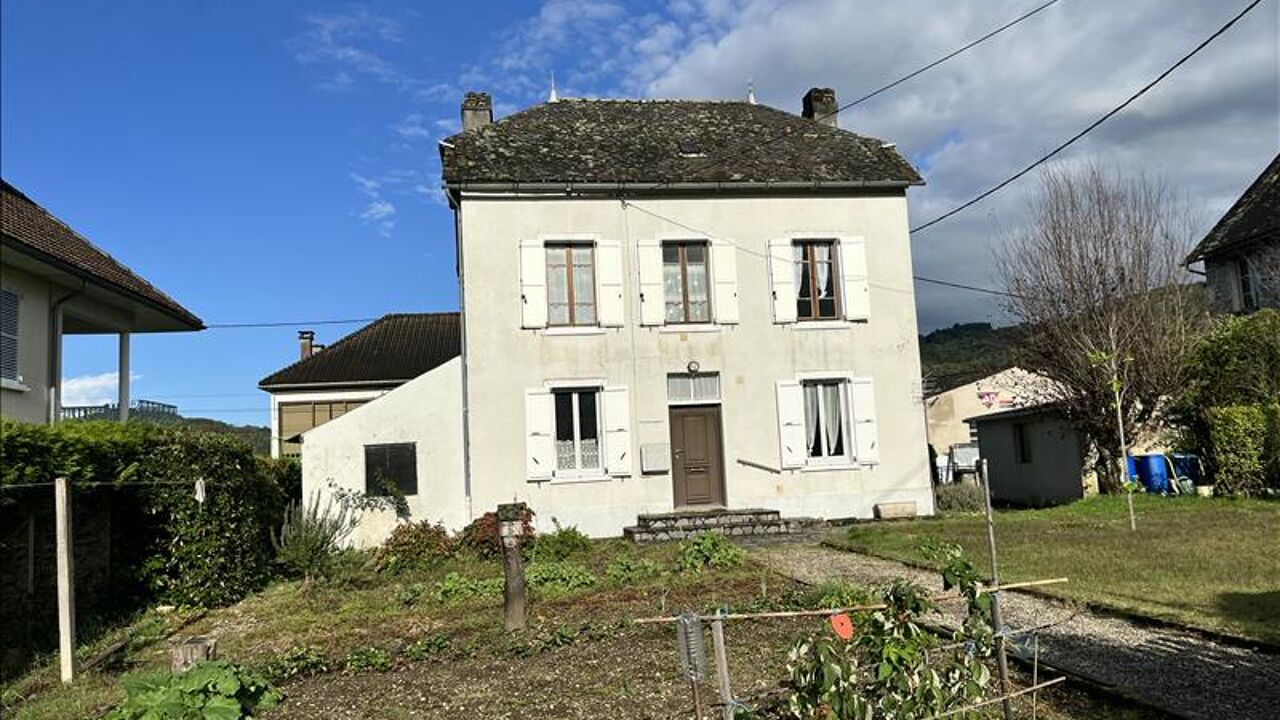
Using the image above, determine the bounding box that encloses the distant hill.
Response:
[174,417,272,456]
[919,322,1021,394]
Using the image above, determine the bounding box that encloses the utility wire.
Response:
[204,317,379,329]
[909,0,1266,234]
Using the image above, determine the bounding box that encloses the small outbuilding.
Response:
[967,404,1085,507]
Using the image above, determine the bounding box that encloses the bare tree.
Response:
[996,164,1207,493]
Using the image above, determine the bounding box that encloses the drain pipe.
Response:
[48,281,85,424]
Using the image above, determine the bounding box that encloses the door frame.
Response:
[668,403,727,508]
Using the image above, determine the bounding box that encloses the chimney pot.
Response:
[802,87,838,128]
[298,330,315,360]
[461,92,493,132]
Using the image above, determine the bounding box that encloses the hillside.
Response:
[919,322,1020,393]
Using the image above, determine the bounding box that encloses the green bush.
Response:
[933,482,985,512]
[1181,310,1280,409]
[272,493,356,580]
[457,508,535,559]
[373,520,455,572]
[260,645,328,682]
[604,555,661,585]
[530,520,591,561]
[344,646,393,673]
[1206,405,1267,495]
[106,661,281,720]
[675,532,746,573]
[258,456,301,505]
[810,581,875,610]
[432,572,503,602]
[404,635,450,661]
[527,561,597,595]
[1263,402,1280,490]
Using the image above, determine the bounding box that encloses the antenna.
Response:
[549,71,559,102]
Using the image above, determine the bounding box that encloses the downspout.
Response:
[47,281,85,424]
[452,187,474,523]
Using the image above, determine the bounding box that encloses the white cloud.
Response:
[360,199,396,221]
[290,8,409,90]
[393,113,432,139]
[62,372,142,406]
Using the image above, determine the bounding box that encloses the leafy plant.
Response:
[397,583,427,607]
[675,532,746,573]
[527,561,597,595]
[106,661,282,720]
[530,519,591,561]
[457,508,535,559]
[811,581,874,610]
[344,646,393,673]
[260,646,328,682]
[374,520,455,573]
[604,555,661,585]
[404,635,450,661]
[432,572,503,602]
[271,492,356,580]
[1206,405,1267,495]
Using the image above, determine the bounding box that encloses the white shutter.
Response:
[768,239,796,324]
[596,239,625,327]
[637,238,664,325]
[603,386,631,476]
[850,377,879,465]
[775,380,806,469]
[711,240,739,324]
[525,389,555,480]
[0,290,18,382]
[840,236,870,322]
[519,239,547,329]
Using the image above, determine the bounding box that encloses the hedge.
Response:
[1205,405,1266,496]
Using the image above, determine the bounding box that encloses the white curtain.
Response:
[571,247,595,324]
[547,249,569,324]
[815,244,831,298]
[822,383,842,456]
[687,254,709,321]
[792,244,805,297]
[804,383,820,456]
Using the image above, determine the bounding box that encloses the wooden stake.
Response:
[980,459,1013,720]
[55,476,76,683]
[498,503,527,631]
[710,616,734,720]
[691,679,704,719]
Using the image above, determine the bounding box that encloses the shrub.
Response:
[404,635,450,661]
[106,661,281,720]
[374,520,455,572]
[1263,402,1280,490]
[344,646,393,673]
[1206,405,1267,495]
[272,492,356,580]
[933,482,985,512]
[261,645,328,681]
[675,532,746,573]
[604,555,661,585]
[259,456,301,505]
[810,581,875,610]
[527,561,597,595]
[530,520,591,562]
[432,572,503,602]
[457,508,535,559]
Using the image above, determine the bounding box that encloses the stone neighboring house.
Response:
[1186,153,1279,314]
[1,180,203,424]
[925,367,1056,455]
[258,313,460,458]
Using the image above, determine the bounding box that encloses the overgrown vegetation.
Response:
[373,520,456,573]
[104,661,281,720]
[457,507,535,558]
[675,531,748,573]
[271,493,356,580]
[933,482,986,513]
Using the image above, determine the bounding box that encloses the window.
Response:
[1013,424,1032,464]
[278,399,367,457]
[663,242,711,323]
[546,243,596,326]
[365,443,418,496]
[554,388,602,473]
[667,372,720,403]
[1238,258,1259,312]
[794,240,841,320]
[1,289,17,382]
[802,379,850,461]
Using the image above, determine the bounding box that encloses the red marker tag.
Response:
[830,612,854,640]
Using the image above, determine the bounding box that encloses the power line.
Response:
[204,317,379,329]
[909,0,1266,234]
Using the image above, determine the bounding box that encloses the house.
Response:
[925,367,1055,455]
[298,87,936,541]
[1,180,203,424]
[968,404,1085,507]
[258,313,460,458]
[1186,153,1279,313]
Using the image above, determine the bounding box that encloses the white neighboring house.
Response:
[297,87,936,544]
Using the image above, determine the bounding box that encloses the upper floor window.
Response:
[794,240,841,320]
[663,241,711,323]
[546,243,596,326]
[1,289,18,382]
[803,378,850,461]
[1238,258,1259,312]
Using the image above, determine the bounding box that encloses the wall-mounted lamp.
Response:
[687,360,700,374]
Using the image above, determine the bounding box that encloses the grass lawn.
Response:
[3,536,1172,719]
[830,495,1280,645]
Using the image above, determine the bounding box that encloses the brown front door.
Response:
[670,405,726,507]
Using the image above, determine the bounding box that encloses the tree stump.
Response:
[171,636,217,673]
[497,503,528,631]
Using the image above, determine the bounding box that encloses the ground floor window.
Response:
[803,379,850,461]
[554,387,601,472]
[365,442,417,496]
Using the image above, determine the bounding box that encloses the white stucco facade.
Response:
[0,264,53,423]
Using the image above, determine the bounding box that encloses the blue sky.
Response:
[3,1,1276,426]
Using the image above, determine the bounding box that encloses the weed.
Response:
[432,572,503,602]
[403,635,450,661]
[527,562,597,596]
[343,646,393,673]
[675,532,746,573]
[261,645,328,681]
[604,555,661,585]
[530,520,592,561]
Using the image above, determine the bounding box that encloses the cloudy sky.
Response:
[3,0,1276,424]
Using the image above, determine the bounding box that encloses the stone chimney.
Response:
[298,330,315,360]
[802,87,838,128]
[461,92,493,132]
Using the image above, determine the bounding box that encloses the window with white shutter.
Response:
[711,240,739,324]
[519,240,548,328]
[850,377,880,465]
[546,243,597,326]
[840,237,870,321]
[775,380,806,469]
[0,290,18,382]
[596,240,625,326]
[637,239,665,325]
[768,239,797,323]
[602,386,631,476]
[525,390,555,480]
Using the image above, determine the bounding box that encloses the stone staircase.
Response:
[623,507,820,543]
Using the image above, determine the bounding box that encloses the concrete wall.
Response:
[926,368,1052,453]
[301,357,466,547]
[0,264,52,423]
[459,193,934,537]
[977,413,1084,506]
[1204,243,1280,314]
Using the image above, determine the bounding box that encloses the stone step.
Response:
[635,507,781,531]
[623,516,820,544]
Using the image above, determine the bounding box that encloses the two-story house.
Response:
[299,88,935,542]
[1185,153,1278,314]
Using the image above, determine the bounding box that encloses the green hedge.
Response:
[1205,406,1266,496]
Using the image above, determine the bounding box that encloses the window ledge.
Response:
[540,326,609,336]
[547,474,613,485]
[800,462,860,473]
[1,378,30,392]
[791,321,858,331]
[657,324,722,334]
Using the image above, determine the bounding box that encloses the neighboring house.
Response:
[925,367,1055,455]
[258,313,460,458]
[968,404,1085,507]
[1,180,203,424]
[1186,153,1279,314]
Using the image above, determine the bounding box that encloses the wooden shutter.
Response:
[596,239,625,327]
[603,386,631,476]
[0,289,18,381]
[637,238,664,325]
[519,239,547,329]
[850,377,880,465]
[768,239,796,324]
[775,380,806,469]
[711,240,739,324]
[525,389,555,480]
[840,236,870,322]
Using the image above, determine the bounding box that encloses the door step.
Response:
[623,508,821,543]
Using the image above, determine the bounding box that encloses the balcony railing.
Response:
[60,399,179,422]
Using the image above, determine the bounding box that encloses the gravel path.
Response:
[755,544,1280,720]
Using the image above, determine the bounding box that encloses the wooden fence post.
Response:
[980,460,1013,720]
[55,476,76,683]
[710,614,734,720]
[498,503,528,631]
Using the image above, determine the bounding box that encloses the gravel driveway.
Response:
[755,544,1280,720]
